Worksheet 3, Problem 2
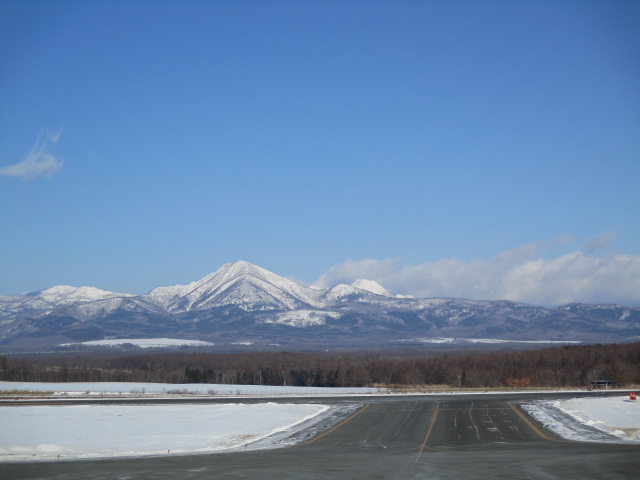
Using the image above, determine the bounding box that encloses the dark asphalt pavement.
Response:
[2,392,639,479]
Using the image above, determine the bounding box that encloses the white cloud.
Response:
[314,242,640,306]
[0,129,64,180]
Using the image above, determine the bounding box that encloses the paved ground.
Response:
[2,393,639,479]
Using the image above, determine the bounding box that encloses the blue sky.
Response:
[1,0,639,306]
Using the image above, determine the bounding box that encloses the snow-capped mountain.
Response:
[144,261,323,312]
[1,261,638,351]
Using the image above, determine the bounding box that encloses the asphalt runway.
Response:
[2,393,639,479]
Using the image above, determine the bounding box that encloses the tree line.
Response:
[1,342,638,388]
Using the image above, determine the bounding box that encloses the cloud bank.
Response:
[0,129,64,180]
[314,241,640,307]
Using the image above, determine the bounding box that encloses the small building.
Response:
[587,380,622,390]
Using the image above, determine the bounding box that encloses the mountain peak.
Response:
[146,261,323,312]
[351,279,392,297]
[39,285,128,302]
[221,260,265,277]
[208,261,279,288]
[39,285,77,296]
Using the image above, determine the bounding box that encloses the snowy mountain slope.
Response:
[1,285,129,307]
[0,286,132,318]
[64,296,167,322]
[34,286,131,304]
[257,310,342,328]
[351,279,392,297]
[144,261,323,312]
[321,283,368,304]
[1,260,639,350]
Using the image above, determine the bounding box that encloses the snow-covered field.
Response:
[0,402,338,462]
[522,396,640,443]
[59,338,215,348]
[0,381,370,462]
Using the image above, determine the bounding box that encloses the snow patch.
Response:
[521,396,640,443]
[259,310,341,327]
[60,338,215,349]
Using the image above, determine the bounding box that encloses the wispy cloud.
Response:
[549,233,573,249]
[584,232,616,253]
[314,238,640,306]
[0,128,64,180]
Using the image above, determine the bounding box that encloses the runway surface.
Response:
[2,393,639,479]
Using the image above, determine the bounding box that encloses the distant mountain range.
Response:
[1,261,638,351]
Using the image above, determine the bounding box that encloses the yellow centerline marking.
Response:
[508,401,561,442]
[301,404,370,446]
[415,401,439,463]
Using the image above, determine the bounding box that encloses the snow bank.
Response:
[522,395,640,443]
[0,381,384,396]
[0,403,332,462]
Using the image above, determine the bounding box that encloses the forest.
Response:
[1,342,638,389]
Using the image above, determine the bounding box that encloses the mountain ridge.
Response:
[1,261,638,351]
